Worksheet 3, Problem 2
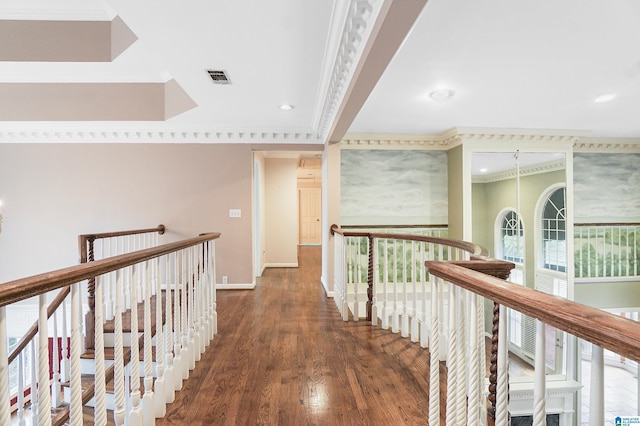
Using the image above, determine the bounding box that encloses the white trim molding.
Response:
[216,283,256,290]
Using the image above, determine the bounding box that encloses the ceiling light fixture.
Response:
[429,89,455,100]
[594,93,616,103]
[279,104,294,111]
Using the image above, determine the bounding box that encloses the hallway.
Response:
[158,245,434,425]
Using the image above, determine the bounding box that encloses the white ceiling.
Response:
[2,0,640,143]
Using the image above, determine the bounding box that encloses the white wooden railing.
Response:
[1,231,219,425]
[574,223,640,279]
[332,225,640,425]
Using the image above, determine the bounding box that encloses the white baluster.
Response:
[445,283,458,426]
[187,247,197,370]
[419,242,429,348]
[69,282,83,425]
[455,287,466,426]
[589,344,604,426]
[353,238,360,321]
[51,311,62,408]
[190,246,201,364]
[428,276,440,426]
[210,241,218,337]
[410,241,418,342]
[340,235,348,321]
[61,297,70,384]
[381,239,389,330]
[391,241,399,333]
[94,275,107,426]
[154,258,167,418]
[129,265,142,425]
[202,243,212,346]
[142,261,156,423]
[495,304,509,426]
[181,250,190,380]
[0,307,10,426]
[17,351,26,426]
[534,320,546,425]
[173,252,183,391]
[467,293,479,425]
[38,294,51,425]
[476,293,486,422]
[114,270,126,426]
[401,241,409,338]
[30,342,39,426]
[164,254,176,403]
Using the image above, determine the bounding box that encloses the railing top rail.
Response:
[0,232,220,308]
[78,224,165,241]
[574,222,640,227]
[341,224,448,229]
[330,224,488,257]
[426,260,640,363]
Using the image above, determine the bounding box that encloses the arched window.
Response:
[499,210,524,264]
[542,187,566,272]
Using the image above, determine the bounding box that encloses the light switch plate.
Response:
[229,209,241,218]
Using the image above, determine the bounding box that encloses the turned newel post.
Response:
[461,258,513,426]
[366,234,374,321]
[84,236,96,350]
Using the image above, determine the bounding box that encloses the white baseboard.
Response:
[264,262,298,268]
[216,283,256,290]
[321,276,334,298]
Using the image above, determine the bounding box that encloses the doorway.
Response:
[299,188,321,245]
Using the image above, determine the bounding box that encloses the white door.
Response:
[299,188,321,245]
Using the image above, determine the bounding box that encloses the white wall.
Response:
[0,143,254,286]
[264,157,298,266]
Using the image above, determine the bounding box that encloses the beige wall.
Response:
[264,158,298,266]
[0,143,253,285]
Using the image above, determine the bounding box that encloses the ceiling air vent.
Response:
[206,69,231,84]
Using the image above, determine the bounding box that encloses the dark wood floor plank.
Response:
[157,245,435,425]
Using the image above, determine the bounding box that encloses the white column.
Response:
[589,345,604,426]
[533,320,546,425]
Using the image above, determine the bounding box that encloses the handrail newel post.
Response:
[84,236,96,350]
[367,234,374,322]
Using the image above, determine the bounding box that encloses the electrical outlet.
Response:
[222,276,228,284]
[229,209,241,218]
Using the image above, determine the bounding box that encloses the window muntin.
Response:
[500,210,524,264]
[542,187,566,272]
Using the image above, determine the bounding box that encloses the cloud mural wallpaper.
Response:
[574,153,640,222]
[341,150,448,225]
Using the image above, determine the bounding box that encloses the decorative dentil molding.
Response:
[472,159,566,184]
[0,129,321,144]
[342,129,640,153]
[315,0,383,140]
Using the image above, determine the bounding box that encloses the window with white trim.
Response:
[499,210,524,264]
[542,187,566,272]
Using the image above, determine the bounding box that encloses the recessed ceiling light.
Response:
[279,104,294,111]
[594,93,616,103]
[479,168,488,173]
[429,89,455,100]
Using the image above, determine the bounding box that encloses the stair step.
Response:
[81,346,157,362]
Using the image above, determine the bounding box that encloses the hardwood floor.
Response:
[158,245,436,425]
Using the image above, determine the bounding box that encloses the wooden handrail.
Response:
[7,287,70,365]
[330,224,488,258]
[0,232,220,308]
[78,224,165,263]
[426,260,640,364]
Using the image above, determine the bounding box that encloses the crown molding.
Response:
[315,0,384,141]
[0,128,322,144]
[341,128,585,149]
[472,159,566,184]
[573,137,640,152]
